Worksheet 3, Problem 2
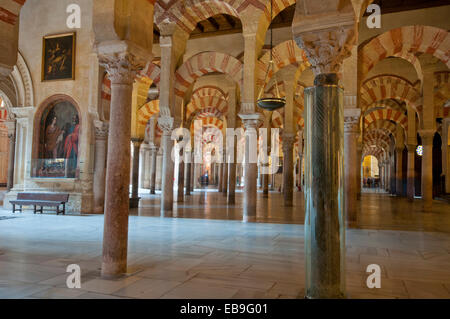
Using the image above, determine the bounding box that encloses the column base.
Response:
[129,197,141,208]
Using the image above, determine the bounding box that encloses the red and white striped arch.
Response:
[366,120,398,138]
[364,109,408,132]
[257,40,310,90]
[137,100,160,127]
[359,25,450,80]
[175,51,243,98]
[434,71,450,118]
[186,95,228,120]
[360,75,422,113]
[192,86,228,101]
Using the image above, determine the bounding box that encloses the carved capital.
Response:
[4,120,16,139]
[158,115,174,134]
[97,41,152,85]
[406,144,416,153]
[94,120,109,140]
[295,27,355,75]
[282,133,296,152]
[344,116,360,133]
[239,113,263,130]
[418,129,435,145]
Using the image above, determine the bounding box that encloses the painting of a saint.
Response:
[42,33,76,81]
[39,101,80,178]
[45,116,65,158]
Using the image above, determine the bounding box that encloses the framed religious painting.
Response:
[41,32,76,81]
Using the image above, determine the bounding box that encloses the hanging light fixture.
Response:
[257,0,286,111]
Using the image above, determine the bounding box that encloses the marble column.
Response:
[99,50,146,278]
[176,137,185,203]
[384,158,391,193]
[218,163,223,192]
[130,139,143,208]
[222,154,228,196]
[185,151,192,196]
[356,143,362,200]
[303,73,345,299]
[282,134,295,207]
[443,118,450,194]
[93,121,109,213]
[262,163,269,198]
[344,111,361,225]
[149,146,157,194]
[406,144,416,201]
[5,121,16,191]
[159,116,175,212]
[395,147,403,196]
[143,145,151,189]
[420,130,435,212]
[239,114,262,217]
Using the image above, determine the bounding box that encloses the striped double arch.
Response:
[364,108,408,133]
[359,25,450,80]
[186,95,228,121]
[174,51,243,98]
[360,75,422,114]
[435,71,450,118]
[366,120,398,139]
[256,40,310,91]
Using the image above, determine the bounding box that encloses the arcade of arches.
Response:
[0,0,450,299]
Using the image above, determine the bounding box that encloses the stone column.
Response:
[98,47,148,278]
[93,120,109,213]
[4,121,16,191]
[239,114,262,216]
[406,144,416,201]
[294,9,355,296]
[419,129,435,212]
[130,139,143,208]
[143,145,151,189]
[384,157,391,193]
[303,73,346,299]
[395,147,403,196]
[222,153,228,196]
[159,116,175,212]
[149,146,157,194]
[185,150,192,196]
[175,137,185,203]
[443,118,450,194]
[344,110,361,225]
[218,163,223,192]
[262,164,269,197]
[282,134,295,207]
[356,142,362,200]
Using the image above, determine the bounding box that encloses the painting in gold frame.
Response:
[42,32,76,82]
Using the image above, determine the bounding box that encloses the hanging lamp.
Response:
[256,0,286,111]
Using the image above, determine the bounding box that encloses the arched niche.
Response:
[32,95,81,179]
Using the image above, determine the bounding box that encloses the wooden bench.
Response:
[10,193,70,215]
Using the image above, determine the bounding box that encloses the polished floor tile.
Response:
[0,189,449,299]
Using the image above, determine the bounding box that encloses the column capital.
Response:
[239,113,263,129]
[294,26,355,75]
[131,138,144,148]
[158,115,174,134]
[94,120,109,140]
[4,120,16,138]
[344,108,361,134]
[282,133,296,152]
[406,144,416,153]
[97,41,152,85]
[419,129,435,145]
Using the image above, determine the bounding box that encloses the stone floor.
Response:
[0,188,449,299]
